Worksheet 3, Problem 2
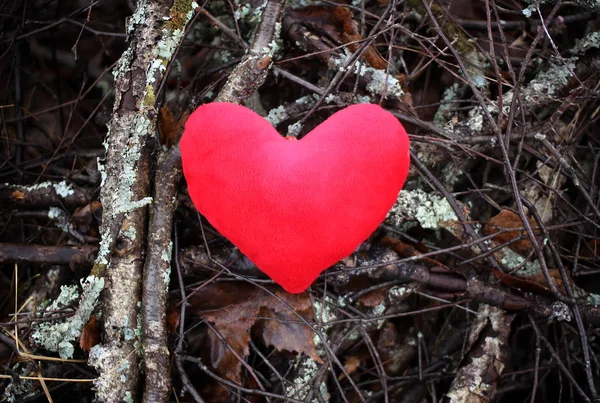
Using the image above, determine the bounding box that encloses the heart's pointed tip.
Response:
[279,283,310,294]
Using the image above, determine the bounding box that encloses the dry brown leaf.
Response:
[493,269,549,294]
[339,355,362,380]
[167,309,180,335]
[72,200,102,235]
[253,290,322,363]
[11,190,26,201]
[158,106,189,148]
[80,315,100,352]
[191,283,320,383]
[331,7,388,69]
[289,6,388,69]
[494,268,572,296]
[355,286,390,308]
[485,209,539,255]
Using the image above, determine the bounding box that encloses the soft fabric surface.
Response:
[180,102,410,293]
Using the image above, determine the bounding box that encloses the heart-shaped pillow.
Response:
[180,102,409,293]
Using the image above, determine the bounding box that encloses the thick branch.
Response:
[88,1,197,402]
[141,146,181,403]
[214,0,285,104]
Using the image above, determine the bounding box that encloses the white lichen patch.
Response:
[287,121,303,137]
[463,30,600,132]
[31,276,105,359]
[465,51,488,90]
[127,3,147,33]
[122,225,137,241]
[355,95,372,103]
[434,83,461,126]
[96,112,156,265]
[294,95,315,105]
[573,31,600,54]
[524,60,576,104]
[522,5,537,17]
[386,189,458,230]
[48,207,70,233]
[53,181,75,197]
[312,297,338,348]
[266,105,288,126]
[498,247,541,274]
[286,356,329,402]
[234,3,251,20]
[19,180,73,198]
[370,302,387,329]
[388,285,414,300]
[47,206,62,220]
[330,52,404,98]
[4,366,35,402]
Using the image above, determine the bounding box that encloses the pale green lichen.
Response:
[370,302,387,329]
[324,94,337,104]
[586,293,600,307]
[143,85,156,107]
[4,366,35,402]
[122,225,137,241]
[389,286,414,299]
[499,248,541,273]
[522,5,537,17]
[249,0,267,25]
[573,31,600,54]
[31,276,105,359]
[286,357,329,402]
[266,105,288,126]
[48,207,70,233]
[234,3,251,20]
[330,52,404,98]
[434,83,461,126]
[465,51,488,90]
[127,4,147,34]
[287,121,303,137]
[162,241,173,286]
[53,181,75,197]
[465,30,599,132]
[524,60,576,103]
[312,297,338,348]
[19,180,74,197]
[386,189,458,230]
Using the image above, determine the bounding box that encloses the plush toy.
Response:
[180,102,410,293]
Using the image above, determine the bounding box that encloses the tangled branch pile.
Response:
[0,0,599,402]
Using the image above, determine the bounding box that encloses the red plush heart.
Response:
[180,103,410,293]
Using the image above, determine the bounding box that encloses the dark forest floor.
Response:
[1,0,600,402]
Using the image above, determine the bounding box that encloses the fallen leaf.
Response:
[191,283,320,383]
[331,6,388,69]
[159,106,189,148]
[339,355,362,380]
[11,190,26,201]
[355,286,390,308]
[494,267,572,296]
[167,309,180,335]
[253,291,322,363]
[72,200,102,235]
[80,315,100,352]
[484,209,539,255]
